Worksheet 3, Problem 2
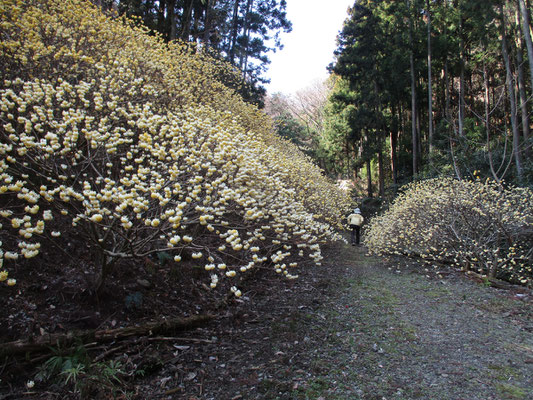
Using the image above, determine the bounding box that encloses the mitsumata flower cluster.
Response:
[365,178,533,286]
[0,0,350,292]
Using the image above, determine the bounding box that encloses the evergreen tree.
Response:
[113,0,291,106]
[325,0,533,191]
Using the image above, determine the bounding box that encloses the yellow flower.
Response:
[90,214,103,222]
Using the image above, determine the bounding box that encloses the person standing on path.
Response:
[347,208,364,245]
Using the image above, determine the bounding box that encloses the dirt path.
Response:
[291,245,533,400]
[140,242,533,400]
[3,240,531,400]
[163,241,533,400]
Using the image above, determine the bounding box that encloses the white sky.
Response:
[265,0,354,95]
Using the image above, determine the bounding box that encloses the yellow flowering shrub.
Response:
[0,0,349,292]
[365,177,533,286]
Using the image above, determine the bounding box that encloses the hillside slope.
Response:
[0,0,350,298]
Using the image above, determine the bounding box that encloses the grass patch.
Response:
[488,364,520,381]
[495,382,528,399]
[477,297,520,313]
[389,323,418,342]
[305,377,329,394]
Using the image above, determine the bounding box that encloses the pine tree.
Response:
[114,0,291,106]
[326,0,532,189]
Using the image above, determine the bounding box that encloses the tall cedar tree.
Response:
[325,0,532,192]
[111,0,291,106]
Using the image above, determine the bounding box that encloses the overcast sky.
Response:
[264,0,354,95]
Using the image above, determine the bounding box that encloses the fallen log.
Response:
[0,314,214,357]
[465,271,518,290]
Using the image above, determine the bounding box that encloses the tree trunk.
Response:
[390,130,398,185]
[408,0,418,177]
[529,0,533,39]
[192,2,201,42]
[390,105,399,185]
[366,158,373,198]
[417,103,422,163]
[180,0,194,41]
[501,3,524,181]
[94,254,116,295]
[518,0,533,90]
[239,0,254,74]
[168,0,177,40]
[353,164,359,182]
[456,0,466,138]
[203,0,217,46]
[515,6,531,157]
[228,0,240,64]
[426,0,434,158]
[378,145,385,198]
[157,0,167,35]
[483,59,501,184]
[449,135,462,180]
[459,35,465,137]
[444,59,451,123]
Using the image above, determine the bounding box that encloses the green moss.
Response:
[389,323,417,342]
[494,382,527,399]
[488,364,520,381]
[308,377,329,392]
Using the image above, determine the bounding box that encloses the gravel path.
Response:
[141,241,533,400]
[303,245,533,400]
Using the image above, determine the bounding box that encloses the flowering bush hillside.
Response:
[365,177,533,286]
[0,0,350,293]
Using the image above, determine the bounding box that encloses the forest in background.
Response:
[95,0,533,197]
[93,0,291,106]
[267,0,533,199]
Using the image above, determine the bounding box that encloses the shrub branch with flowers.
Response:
[0,0,350,294]
[365,177,533,286]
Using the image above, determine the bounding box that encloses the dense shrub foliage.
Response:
[0,0,350,292]
[365,177,533,286]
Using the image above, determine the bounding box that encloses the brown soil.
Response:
[1,240,532,400]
